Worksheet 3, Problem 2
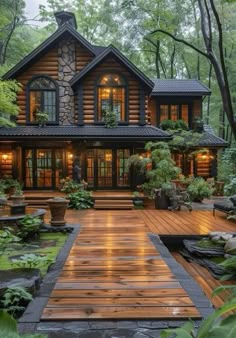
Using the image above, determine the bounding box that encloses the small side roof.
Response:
[151,79,211,96]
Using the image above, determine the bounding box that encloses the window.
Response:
[97,74,126,122]
[159,104,189,124]
[28,76,57,123]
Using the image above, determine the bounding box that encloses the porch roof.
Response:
[198,132,228,147]
[0,125,171,140]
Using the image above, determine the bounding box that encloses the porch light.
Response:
[68,153,73,160]
[105,153,112,161]
[2,153,9,161]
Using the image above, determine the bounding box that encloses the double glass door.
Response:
[86,148,130,189]
[24,148,63,189]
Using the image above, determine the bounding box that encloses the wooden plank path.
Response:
[41,211,200,320]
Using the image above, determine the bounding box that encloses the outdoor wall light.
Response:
[2,153,9,161]
[68,153,73,159]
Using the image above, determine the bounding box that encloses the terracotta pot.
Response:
[47,197,69,226]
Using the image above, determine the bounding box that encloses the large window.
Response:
[97,74,126,122]
[28,76,57,123]
[159,104,189,125]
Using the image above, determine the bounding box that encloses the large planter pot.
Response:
[154,190,170,210]
[11,194,25,205]
[47,197,69,226]
[133,198,144,207]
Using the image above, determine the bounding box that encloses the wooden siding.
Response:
[148,97,157,125]
[0,150,13,178]
[80,56,146,124]
[192,98,202,120]
[75,42,93,72]
[16,47,58,124]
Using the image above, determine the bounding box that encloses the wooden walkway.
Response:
[42,211,200,320]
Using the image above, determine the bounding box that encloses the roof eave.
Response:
[3,23,95,80]
[150,92,211,97]
[70,45,154,90]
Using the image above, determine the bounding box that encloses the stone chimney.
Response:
[54,11,77,29]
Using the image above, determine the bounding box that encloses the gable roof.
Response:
[151,79,211,96]
[70,45,154,89]
[3,23,97,80]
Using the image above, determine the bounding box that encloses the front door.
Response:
[86,148,130,189]
[24,148,64,189]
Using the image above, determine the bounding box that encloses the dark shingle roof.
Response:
[198,132,228,147]
[203,124,215,135]
[0,125,170,140]
[151,79,211,96]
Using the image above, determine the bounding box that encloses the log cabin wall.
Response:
[192,98,202,120]
[16,47,58,124]
[81,55,147,124]
[15,36,94,125]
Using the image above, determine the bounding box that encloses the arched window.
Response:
[97,73,127,122]
[27,76,58,123]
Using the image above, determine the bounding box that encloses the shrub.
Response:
[59,177,82,193]
[187,177,214,202]
[224,177,236,196]
[0,229,21,255]
[11,253,54,269]
[0,287,32,318]
[68,190,94,210]
[160,119,175,130]
[104,111,118,128]
[17,216,42,241]
[174,119,188,130]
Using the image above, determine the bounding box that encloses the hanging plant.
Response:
[104,111,118,128]
[35,111,49,127]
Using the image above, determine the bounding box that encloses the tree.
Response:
[148,0,236,139]
[0,80,21,126]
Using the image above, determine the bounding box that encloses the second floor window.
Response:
[97,74,126,122]
[159,104,189,125]
[28,76,57,123]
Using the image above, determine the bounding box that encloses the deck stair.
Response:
[23,196,51,208]
[93,195,133,210]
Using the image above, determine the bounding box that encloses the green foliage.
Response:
[68,190,94,210]
[224,177,236,196]
[160,119,175,130]
[104,111,118,128]
[220,256,236,280]
[0,310,47,337]
[0,178,19,194]
[35,111,49,126]
[142,142,181,196]
[11,253,54,269]
[218,145,236,183]
[17,216,42,241]
[161,286,236,338]
[0,287,32,318]
[127,154,148,174]
[0,229,21,255]
[187,177,214,202]
[59,177,82,193]
[0,80,21,127]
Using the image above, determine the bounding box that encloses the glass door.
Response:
[86,148,130,189]
[24,148,63,189]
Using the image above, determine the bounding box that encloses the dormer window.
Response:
[97,74,127,122]
[27,76,58,123]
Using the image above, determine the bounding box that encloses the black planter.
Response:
[154,191,170,210]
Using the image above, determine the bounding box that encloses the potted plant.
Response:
[187,177,214,202]
[35,111,49,127]
[141,142,181,209]
[11,182,25,205]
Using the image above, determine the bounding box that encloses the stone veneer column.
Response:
[58,37,76,125]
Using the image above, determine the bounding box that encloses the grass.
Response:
[0,232,68,276]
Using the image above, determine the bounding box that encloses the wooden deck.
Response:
[41,211,200,320]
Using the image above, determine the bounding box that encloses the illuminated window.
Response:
[97,74,126,122]
[28,77,57,123]
[159,104,189,124]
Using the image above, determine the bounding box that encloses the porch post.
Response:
[139,85,146,126]
[78,84,84,126]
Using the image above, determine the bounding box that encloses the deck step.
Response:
[94,199,133,210]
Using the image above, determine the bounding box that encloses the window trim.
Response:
[95,71,129,124]
[26,75,59,125]
[157,101,192,127]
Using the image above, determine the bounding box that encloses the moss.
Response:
[0,232,67,276]
[196,238,225,248]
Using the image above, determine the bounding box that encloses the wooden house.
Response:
[0,11,227,190]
